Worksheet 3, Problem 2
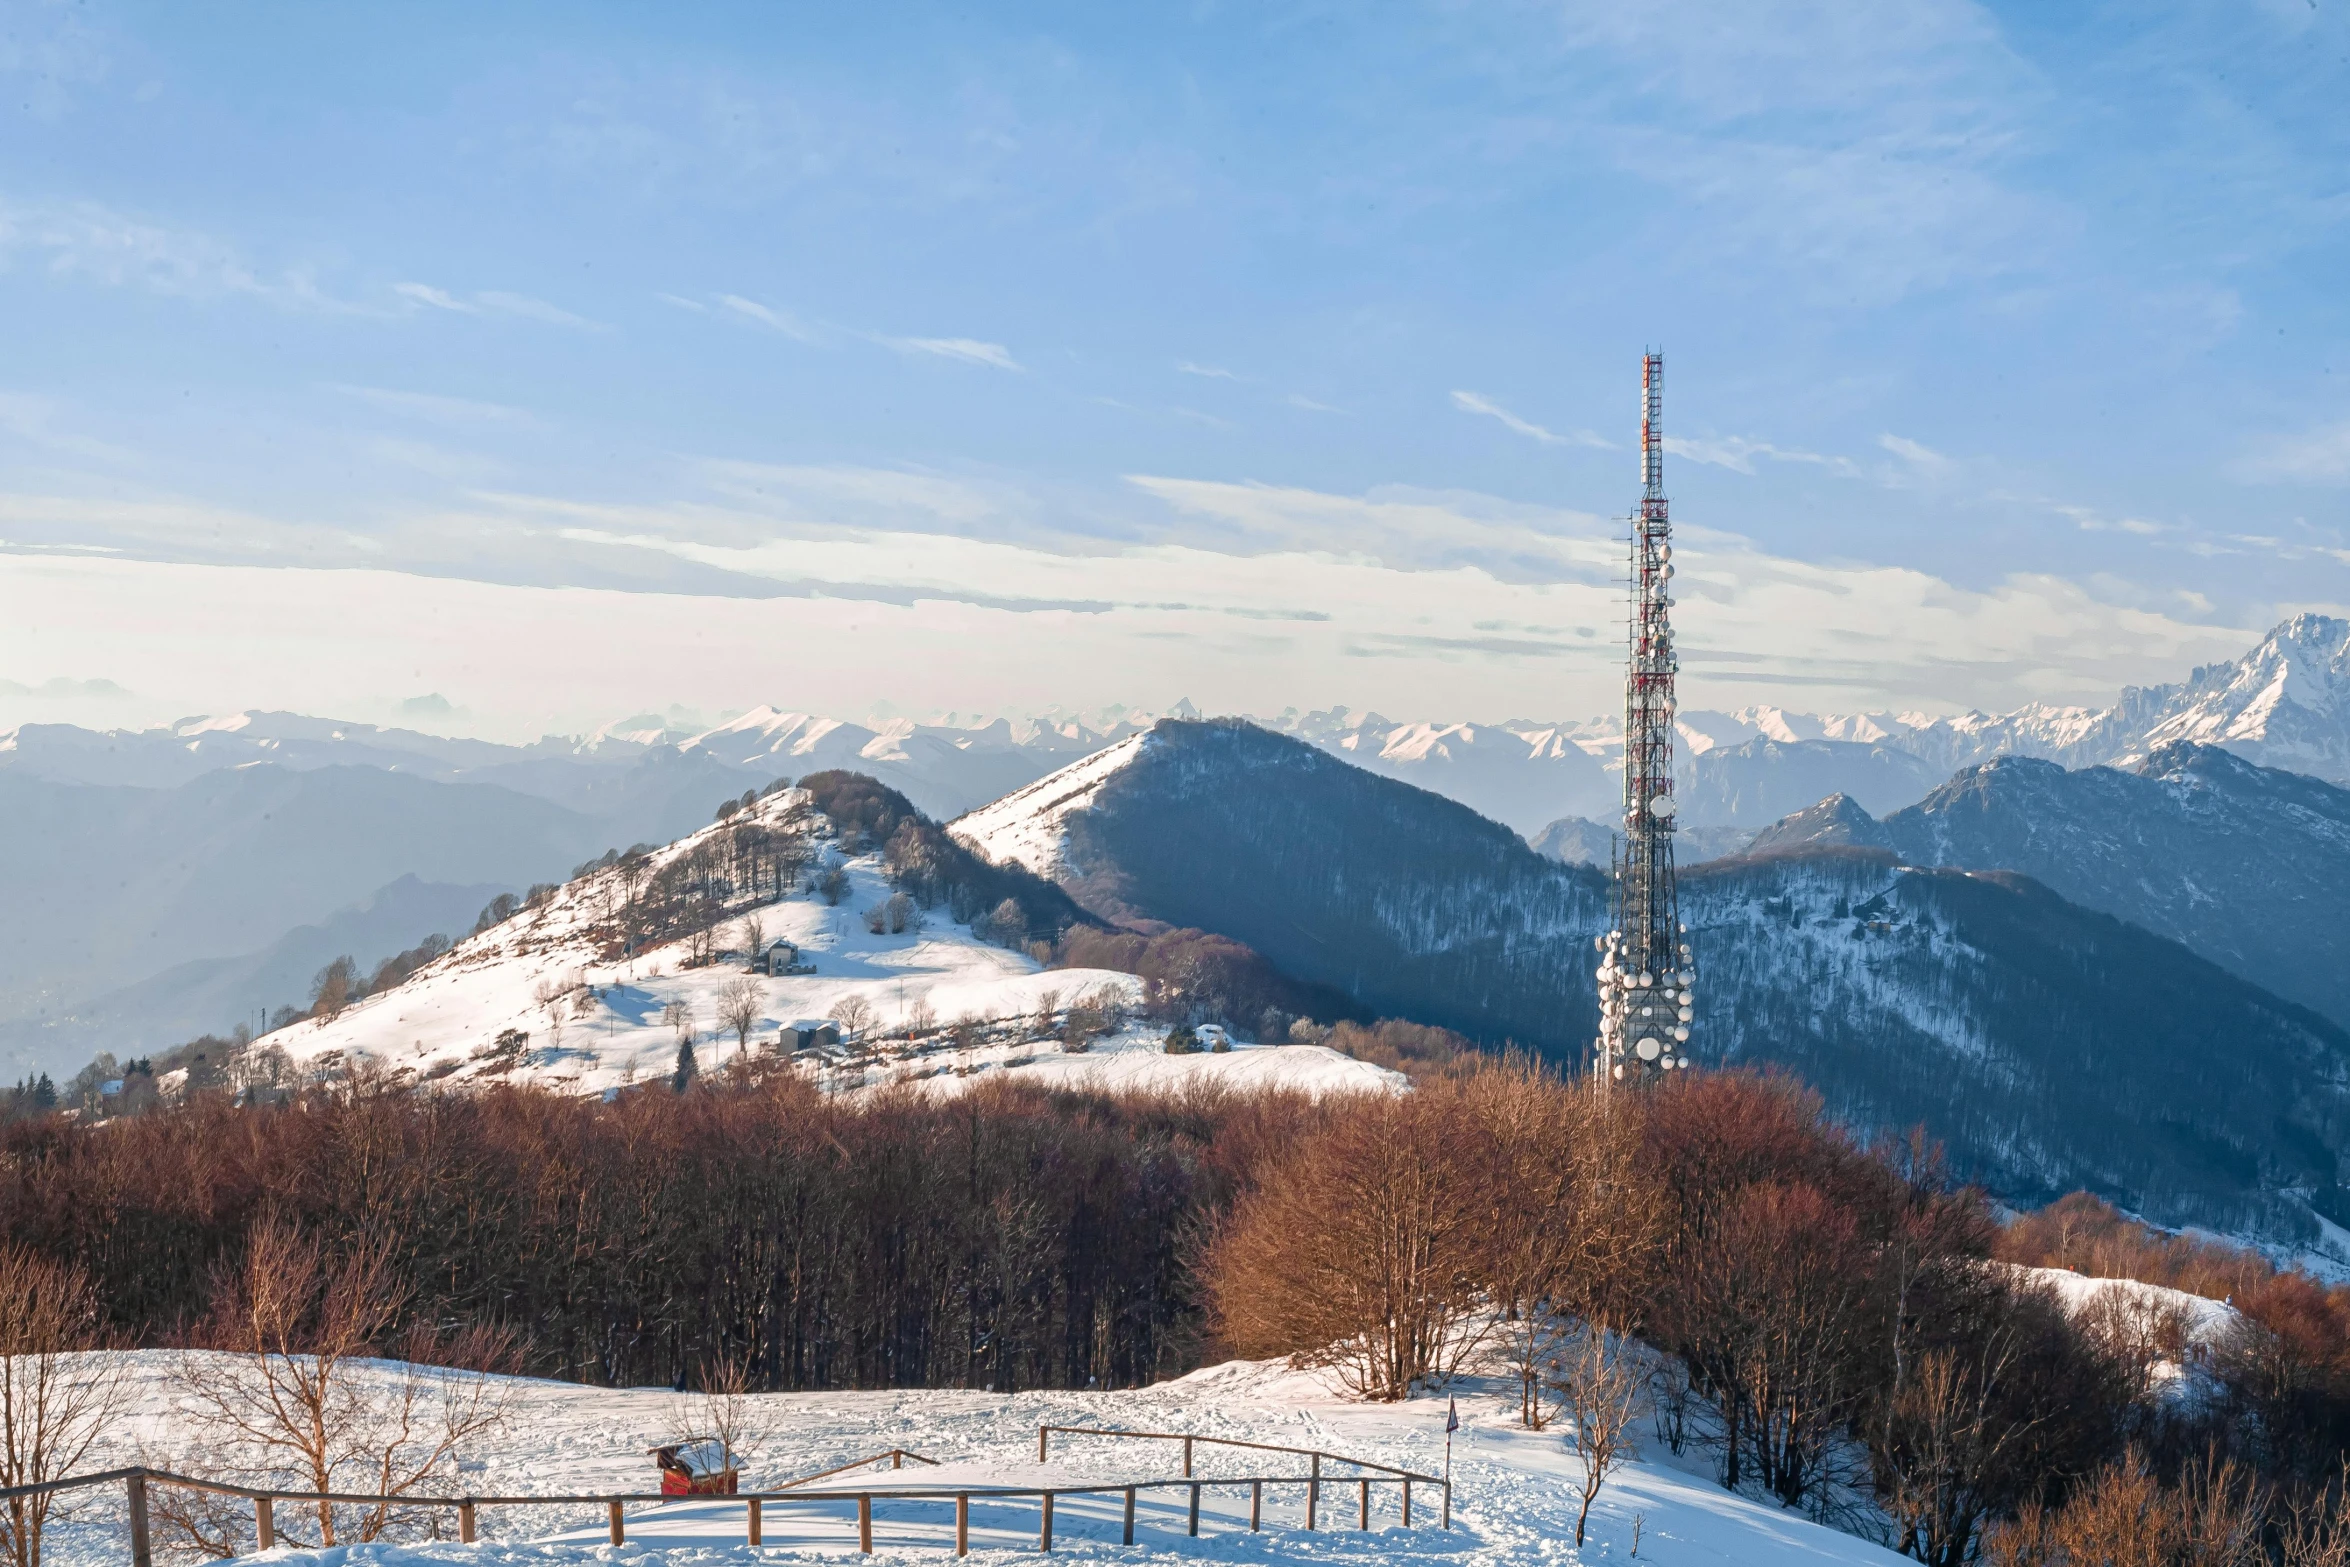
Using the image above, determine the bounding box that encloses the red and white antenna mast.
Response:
[1596,352,1695,1087]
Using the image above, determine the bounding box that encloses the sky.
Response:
[0,0,2345,740]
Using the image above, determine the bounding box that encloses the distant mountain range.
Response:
[953,718,2350,1240]
[1748,740,2350,1032]
[4,613,2345,1080]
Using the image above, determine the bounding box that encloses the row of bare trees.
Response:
[1201,1065,2299,1566]
[0,1071,1329,1403]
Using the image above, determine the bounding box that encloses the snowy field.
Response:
[47,1349,1911,1567]
[263,788,1395,1103]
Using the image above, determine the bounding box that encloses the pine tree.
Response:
[672,1038,698,1094]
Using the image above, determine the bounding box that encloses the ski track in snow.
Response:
[47,1351,1910,1567]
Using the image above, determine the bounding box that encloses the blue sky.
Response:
[0,0,2345,736]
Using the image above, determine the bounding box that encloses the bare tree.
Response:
[1208,1086,1489,1400]
[1550,1319,1647,1547]
[2283,1465,2350,1567]
[310,956,358,1021]
[176,1220,508,1548]
[718,976,763,1060]
[1033,989,1061,1039]
[737,913,766,963]
[832,995,874,1043]
[902,993,937,1040]
[0,1246,122,1567]
[664,999,692,1045]
[666,1355,768,1483]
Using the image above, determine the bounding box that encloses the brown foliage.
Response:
[1206,1083,1491,1399]
[0,1073,1322,1397]
[173,1218,510,1548]
[0,1246,120,1567]
[1981,1452,2266,1567]
[2000,1192,2350,1485]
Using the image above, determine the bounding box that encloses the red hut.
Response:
[648,1438,740,1496]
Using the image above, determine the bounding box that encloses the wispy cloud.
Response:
[394,282,470,313]
[2048,501,2165,537]
[1451,390,1610,449]
[329,384,543,428]
[1287,393,1345,414]
[395,282,601,329]
[1177,361,1237,379]
[1878,433,1952,473]
[0,195,359,311]
[717,293,811,339]
[885,336,1022,371]
[2237,417,2350,486]
[657,292,710,313]
[0,392,135,463]
[1664,434,1857,478]
[476,289,596,328]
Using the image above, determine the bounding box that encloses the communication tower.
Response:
[1595,352,1695,1087]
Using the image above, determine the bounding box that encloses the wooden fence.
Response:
[0,1431,1448,1562]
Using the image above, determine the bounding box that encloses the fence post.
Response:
[1123,1486,1136,1545]
[126,1472,153,1567]
[607,1500,624,1545]
[893,1451,904,1470]
[1038,1426,1048,1463]
[1040,1492,1055,1552]
[1307,1453,1319,1531]
[256,1495,275,1550]
[1442,1479,1451,1530]
[748,1497,762,1546]
[858,1494,873,1553]
[1188,1483,1201,1536]
[458,1499,475,1544]
[1183,1436,1193,1477]
[1250,1480,1262,1531]
[956,1494,969,1556]
[1359,1477,1369,1529]
[1402,1477,1412,1528]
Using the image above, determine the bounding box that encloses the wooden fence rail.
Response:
[0,1435,1448,1563]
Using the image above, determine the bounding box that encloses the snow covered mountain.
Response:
[263,777,1393,1103]
[0,706,1120,825]
[951,718,2350,1237]
[1744,741,2350,1030]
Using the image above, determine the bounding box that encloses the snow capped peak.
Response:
[2134,615,2350,779]
[950,732,1155,879]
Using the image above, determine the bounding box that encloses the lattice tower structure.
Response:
[1595,352,1696,1088]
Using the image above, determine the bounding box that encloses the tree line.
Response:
[6,1054,2350,1562]
[0,1066,1319,1397]
[1203,1062,2350,1566]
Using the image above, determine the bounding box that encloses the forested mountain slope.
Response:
[1748,741,2350,1028]
[956,719,2350,1236]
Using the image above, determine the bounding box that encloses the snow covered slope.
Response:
[950,734,1152,881]
[52,1348,1912,1567]
[266,781,1390,1102]
[1742,741,2350,1029]
[950,718,2350,1237]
